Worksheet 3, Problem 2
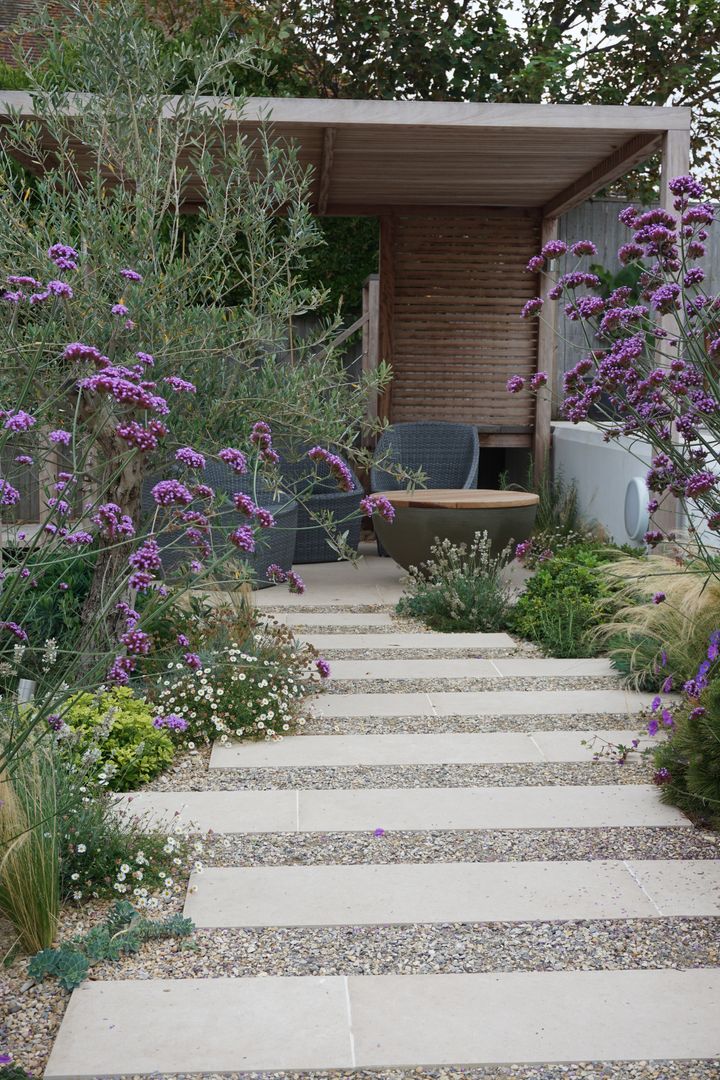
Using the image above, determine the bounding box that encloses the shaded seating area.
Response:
[370,422,480,493]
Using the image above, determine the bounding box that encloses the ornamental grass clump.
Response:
[597,554,720,689]
[396,532,513,633]
[654,674,720,827]
[0,741,59,952]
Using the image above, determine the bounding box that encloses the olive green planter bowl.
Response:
[373,489,539,571]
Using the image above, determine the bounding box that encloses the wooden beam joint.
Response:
[543,133,663,219]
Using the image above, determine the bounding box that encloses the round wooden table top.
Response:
[374,488,541,510]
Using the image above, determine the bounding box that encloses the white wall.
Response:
[552,422,652,546]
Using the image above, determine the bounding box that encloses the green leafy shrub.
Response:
[654,678,720,827]
[512,544,625,657]
[396,532,513,633]
[60,687,174,790]
[28,900,194,990]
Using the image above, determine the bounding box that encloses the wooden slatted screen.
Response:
[385,210,541,439]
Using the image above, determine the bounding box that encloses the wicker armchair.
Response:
[370,422,480,492]
[278,445,364,564]
[141,462,298,588]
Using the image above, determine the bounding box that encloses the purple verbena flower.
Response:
[530,371,548,390]
[540,240,567,260]
[506,375,525,394]
[570,240,597,256]
[0,478,21,506]
[0,621,28,642]
[47,280,73,298]
[111,302,129,316]
[120,268,143,281]
[151,480,193,507]
[92,503,136,539]
[163,376,196,393]
[360,494,396,523]
[315,657,331,679]
[266,563,287,584]
[175,446,206,470]
[128,538,162,572]
[287,570,305,594]
[218,448,248,474]
[120,629,153,655]
[4,410,36,432]
[230,525,255,552]
[48,429,72,445]
[652,592,666,604]
[153,713,188,732]
[521,297,543,318]
[184,652,202,670]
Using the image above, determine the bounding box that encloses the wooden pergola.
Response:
[0,93,691,467]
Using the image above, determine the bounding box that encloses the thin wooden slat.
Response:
[387,212,540,428]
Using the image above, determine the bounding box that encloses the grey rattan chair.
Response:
[141,462,298,588]
[278,446,363,564]
[370,422,480,492]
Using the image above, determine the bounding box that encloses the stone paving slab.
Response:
[209,731,654,769]
[314,689,658,719]
[268,611,402,627]
[254,554,404,610]
[326,658,615,680]
[183,859,720,927]
[116,784,689,834]
[43,975,352,1078]
[44,969,720,1076]
[299,632,517,650]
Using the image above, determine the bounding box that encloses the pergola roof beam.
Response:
[543,133,664,219]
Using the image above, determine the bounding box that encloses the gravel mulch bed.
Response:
[305,712,647,735]
[325,677,623,694]
[203,826,718,867]
[164,761,652,791]
[84,917,720,982]
[109,1064,720,1080]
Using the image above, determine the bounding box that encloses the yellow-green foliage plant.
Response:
[61,687,174,791]
[0,740,59,952]
[596,555,720,690]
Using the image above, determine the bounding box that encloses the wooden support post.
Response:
[377,215,395,423]
[317,127,335,215]
[362,273,380,430]
[651,127,692,539]
[533,216,558,483]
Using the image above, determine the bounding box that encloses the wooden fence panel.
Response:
[387,209,541,438]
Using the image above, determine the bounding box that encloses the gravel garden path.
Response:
[44,553,720,1079]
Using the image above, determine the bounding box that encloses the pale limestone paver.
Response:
[44,969,720,1077]
[254,552,404,609]
[183,859,720,927]
[44,976,352,1078]
[269,612,401,627]
[209,730,656,769]
[114,789,297,833]
[313,689,659,718]
[116,784,689,834]
[327,657,615,680]
[297,631,517,649]
[349,969,720,1067]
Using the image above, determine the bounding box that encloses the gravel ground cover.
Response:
[150,761,652,791]
[203,827,720,867]
[325,677,623,694]
[108,1064,720,1080]
[304,712,647,735]
[78,917,720,981]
